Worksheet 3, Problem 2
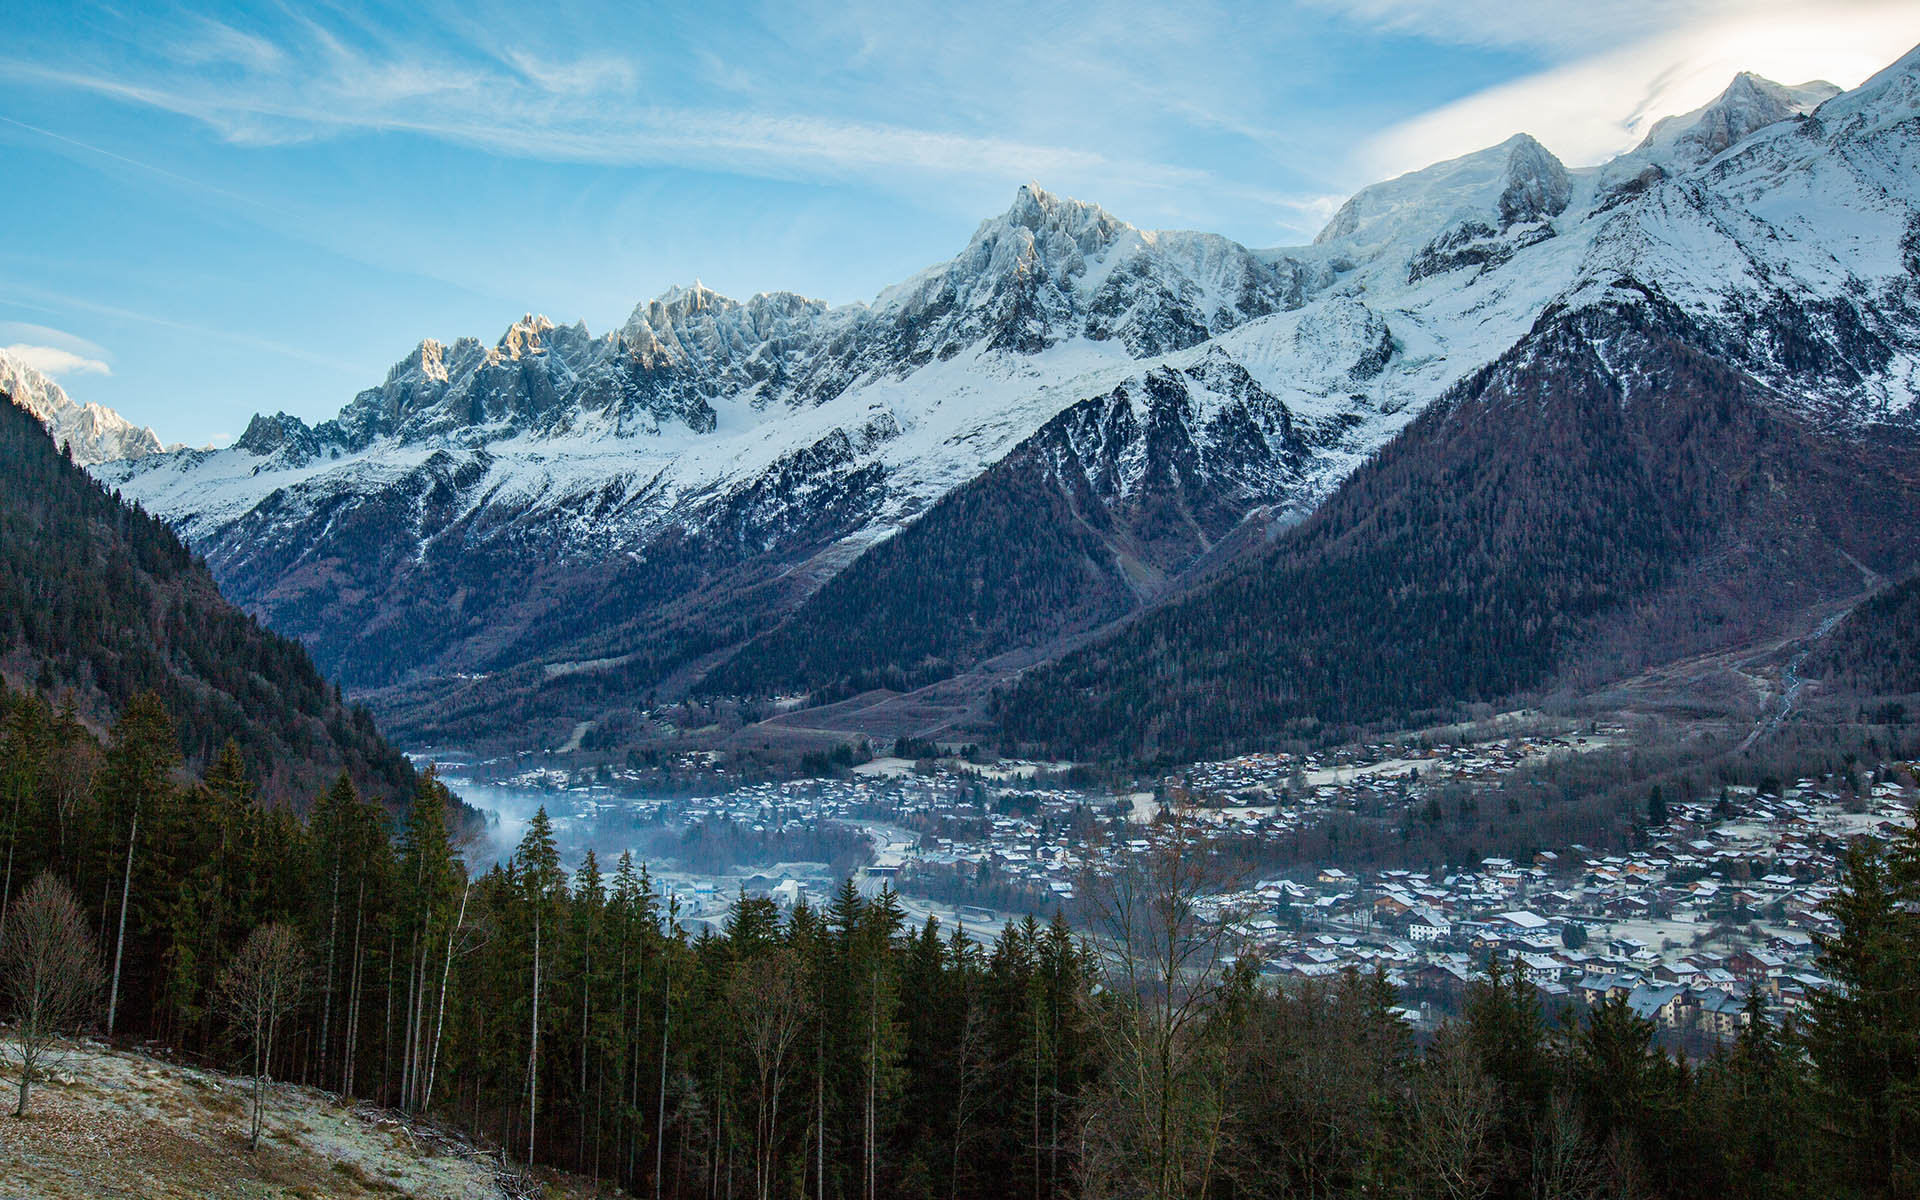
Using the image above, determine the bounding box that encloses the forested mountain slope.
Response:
[993,297,1920,762]
[706,356,1339,698]
[0,392,414,804]
[1818,573,1920,699]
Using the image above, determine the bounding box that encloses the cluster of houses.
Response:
[460,739,1917,1053]
[1233,778,1915,1047]
[1179,730,1618,805]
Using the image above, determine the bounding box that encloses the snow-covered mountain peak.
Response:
[0,348,168,466]
[1497,134,1573,228]
[1314,133,1569,259]
[234,410,322,457]
[996,182,1127,247]
[1813,41,1920,139]
[639,281,733,326]
[865,183,1306,361]
[493,314,558,361]
[877,183,1132,315]
[1634,72,1839,167]
[87,45,1920,739]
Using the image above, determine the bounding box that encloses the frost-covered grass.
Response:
[0,1036,595,1200]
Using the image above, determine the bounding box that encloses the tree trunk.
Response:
[424,879,471,1113]
[401,927,420,1107]
[344,877,367,1097]
[1033,1002,1042,1200]
[867,972,878,1200]
[0,789,19,951]
[816,1019,825,1200]
[527,907,542,1164]
[251,1008,276,1152]
[381,928,396,1105]
[14,1046,32,1118]
[320,857,340,1086]
[107,808,136,1036]
[580,921,592,1173]
[408,930,430,1108]
[625,934,640,1187]
[655,964,671,1200]
[250,1052,265,1149]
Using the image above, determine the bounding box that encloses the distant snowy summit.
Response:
[79,46,1920,749]
[0,348,170,466]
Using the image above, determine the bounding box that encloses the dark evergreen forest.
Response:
[3,685,1919,1199]
[0,395,414,803]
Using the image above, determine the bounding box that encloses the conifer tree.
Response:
[97,692,179,1036]
[399,769,461,1110]
[515,807,565,1162]
[0,691,52,949]
[1806,825,1920,1197]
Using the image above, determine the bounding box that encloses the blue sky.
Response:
[3,0,1917,445]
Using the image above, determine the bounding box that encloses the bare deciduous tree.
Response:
[1530,1091,1608,1200]
[218,923,310,1151]
[729,948,812,1200]
[1079,806,1247,1200]
[2,873,104,1118]
[1406,1026,1498,1200]
[949,994,992,1200]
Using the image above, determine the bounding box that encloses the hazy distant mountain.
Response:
[97,47,1920,755]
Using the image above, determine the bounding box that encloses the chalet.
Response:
[1517,953,1562,984]
[1728,949,1787,985]
[1495,910,1551,933]
[1406,963,1470,1004]
[1626,983,1687,1026]
[1578,974,1635,1006]
[1694,989,1748,1038]
[1374,894,1413,918]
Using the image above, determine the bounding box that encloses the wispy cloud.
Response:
[6,343,112,378]
[2,288,354,374]
[0,114,306,221]
[1308,0,1791,54]
[0,0,1377,253]
[0,321,107,357]
[0,323,112,378]
[0,16,1211,201]
[1349,0,1920,179]
[8,0,1915,261]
